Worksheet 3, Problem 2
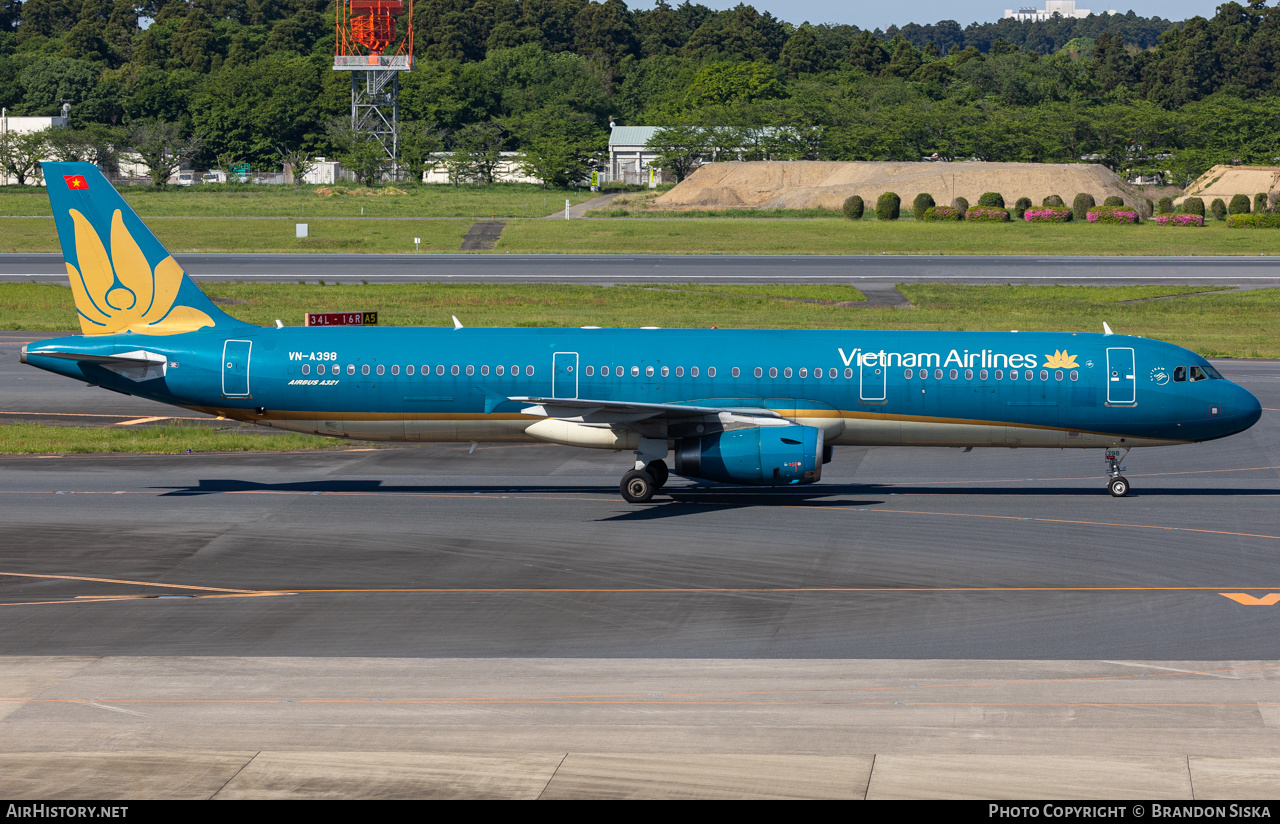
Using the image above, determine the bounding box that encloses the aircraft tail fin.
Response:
[44,162,246,336]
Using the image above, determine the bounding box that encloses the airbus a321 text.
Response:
[21,164,1262,502]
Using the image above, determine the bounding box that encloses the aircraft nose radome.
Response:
[1237,385,1263,430]
[19,344,27,364]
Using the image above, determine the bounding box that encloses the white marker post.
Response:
[296,223,308,238]
[414,237,421,252]
[565,199,571,220]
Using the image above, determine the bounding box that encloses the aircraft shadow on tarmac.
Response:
[154,478,1280,504]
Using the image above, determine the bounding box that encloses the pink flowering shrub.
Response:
[1086,207,1141,224]
[964,206,1010,222]
[1023,208,1072,222]
[921,205,964,220]
[1155,214,1204,227]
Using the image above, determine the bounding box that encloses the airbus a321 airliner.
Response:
[20,163,1262,502]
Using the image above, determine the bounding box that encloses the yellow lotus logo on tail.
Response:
[65,208,214,336]
[1044,350,1079,369]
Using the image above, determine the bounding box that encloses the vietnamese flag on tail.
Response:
[64,175,88,190]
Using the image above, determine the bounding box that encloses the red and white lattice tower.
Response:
[334,0,414,168]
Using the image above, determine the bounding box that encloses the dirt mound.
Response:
[314,186,409,197]
[1178,165,1280,205]
[653,161,1145,212]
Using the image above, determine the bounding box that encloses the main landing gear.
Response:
[620,439,669,503]
[1105,448,1131,497]
[619,461,669,503]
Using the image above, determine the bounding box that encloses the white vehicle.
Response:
[174,172,195,186]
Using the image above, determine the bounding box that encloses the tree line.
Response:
[1,0,1278,187]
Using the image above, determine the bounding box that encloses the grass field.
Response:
[0,421,357,454]
[4,212,1280,255]
[0,217,471,254]
[0,183,597,218]
[499,217,1280,256]
[6,282,1275,358]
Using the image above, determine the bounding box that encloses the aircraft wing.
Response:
[508,396,786,425]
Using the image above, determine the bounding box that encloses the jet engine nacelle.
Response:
[674,425,824,486]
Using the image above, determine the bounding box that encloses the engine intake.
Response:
[674,425,824,486]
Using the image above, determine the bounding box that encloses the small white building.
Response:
[1003,1,1116,20]
[421,151,540,185]
[0,110,68,185]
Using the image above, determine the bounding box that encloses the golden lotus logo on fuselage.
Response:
[65,208,214,336]
[1043,350,1079,369]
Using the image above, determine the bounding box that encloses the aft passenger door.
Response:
[1106,347,1136,405]
[222,340,251,397]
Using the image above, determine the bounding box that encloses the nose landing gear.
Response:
[1105,448,1130,497]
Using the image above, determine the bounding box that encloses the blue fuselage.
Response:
[23,326,1262,450]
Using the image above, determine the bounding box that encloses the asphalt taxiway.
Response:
[3,252,1280,286]
[1,344,1278,797]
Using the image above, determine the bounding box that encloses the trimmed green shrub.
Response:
[876,192,901,220]
[1255,192,1269,213]
[1013,197,1032,220]
[1229,194,1251,215]
[1227,212,1280,228]
[1182,197,1205,218]
[1086,206,1141,224]
[912,192,935,217]
[1072,193,1095,221]
[1157,196,1174,215]
[951,196,969,214]
[1042,194,1064,207]
[966,207,1010,222]
[842,195,864,220]
[1211,198,1227,220]
[1102,195,1125,208]
[921,205,964,220]
[977,192,1004,208]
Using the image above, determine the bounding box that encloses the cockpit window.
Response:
[1173,366,1186,382]
[1189,366,1208,381]
[1201,364,1223,380]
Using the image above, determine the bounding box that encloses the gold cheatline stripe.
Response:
[190,405,1148,440]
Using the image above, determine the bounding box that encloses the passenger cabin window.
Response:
[347,364,355,376]
[933,369,942,380]
[754,367,763,378]
[436,365,445,376]
[481,365,488,376]
[905,369,913,379]
[302,364,310,375]
[377,365,385,376]
[662,367,669,377]
[466,365,474,376]
[496,365,504,376]
[980,369,988,380]
[1070,370,1078,381]
[526,365,534,376]
[708,367,716,377]
[731,367,739,378]
[585,366,594,377]
[965,369,973,380]
[769,367,778,378]
[616,366,624,377]
[799,368,807,378]
[691,367,699,377]
[451,365,459,376]
[1040,370,1048,381]
[407,366,414,376]
[845,368,853,379]
[950,369,958,380]
[675,367,684,377]
[1024,369,1033,381]
[645,366,654,377]
[631,366,639,377]
[995,369,1003,380]
[784,367,792,378]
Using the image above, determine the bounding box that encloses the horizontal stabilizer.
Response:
[21,345,168,381]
